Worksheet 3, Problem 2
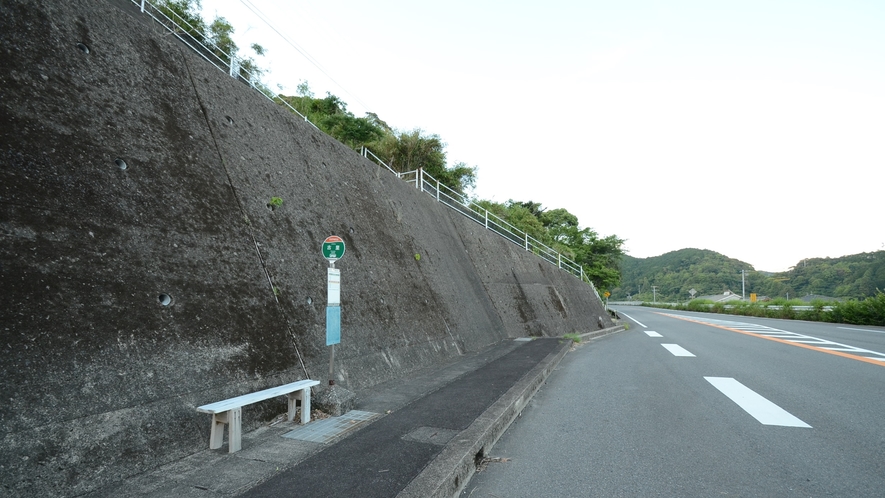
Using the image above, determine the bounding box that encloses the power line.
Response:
[239,0,373,112]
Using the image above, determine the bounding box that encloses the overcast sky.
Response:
[198,0,884,272]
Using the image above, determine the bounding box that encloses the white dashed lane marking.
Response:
[645,331,663,337]
[705,377,811,428]
[662,344,695,357]
[619,312,646,328]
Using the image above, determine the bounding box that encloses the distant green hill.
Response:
[778,251,885,299]
[611,249,885,302]
[612,248,751,301]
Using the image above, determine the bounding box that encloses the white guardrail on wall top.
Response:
[131,0,599,299]
[385,162,598,298]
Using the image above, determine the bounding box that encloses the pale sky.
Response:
[198,0,884,272]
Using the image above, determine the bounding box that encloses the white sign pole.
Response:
[322,236,345,386]
[327,267,341,386]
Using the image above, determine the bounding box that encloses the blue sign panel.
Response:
[326,306,341,346]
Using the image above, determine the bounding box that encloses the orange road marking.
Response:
[660,313,885,368]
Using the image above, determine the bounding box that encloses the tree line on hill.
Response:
[613,248,885,303]
[156,0,626,290]
[276,83,626,288]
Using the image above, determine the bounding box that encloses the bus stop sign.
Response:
[322,235,345,262]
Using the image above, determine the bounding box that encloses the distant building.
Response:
[694,290,743,303]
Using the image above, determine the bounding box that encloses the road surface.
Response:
[462,307,885,497]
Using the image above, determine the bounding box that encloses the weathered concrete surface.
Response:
[313,385,357,417]
[0,0,612,496]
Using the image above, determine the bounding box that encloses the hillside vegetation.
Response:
[159,1,885,299]
[613,248,885,302]
[157,0,627,290]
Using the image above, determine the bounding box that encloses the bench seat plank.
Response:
[197,379,319,414]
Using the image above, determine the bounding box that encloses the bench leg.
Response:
[287,392,300,423]
[300,387,311,425]
[209,408,243,453]
[209,412,227,450]
[287,388,313,424]
[227,407,242,453]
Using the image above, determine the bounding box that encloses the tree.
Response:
[157,0,207,42]
[277,84,387,151]
[368,129,476,194]
[539,208,579,243]
[578,233,626,289]
[157,0,267,86]
[474,200,624,289]
[322,113,385,150]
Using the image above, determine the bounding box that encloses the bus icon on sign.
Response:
[322,235,345,262]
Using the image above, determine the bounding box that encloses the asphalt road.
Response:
[462,307,885,497]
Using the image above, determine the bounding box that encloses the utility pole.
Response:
[741,270,746,300]
[652,285,658,304]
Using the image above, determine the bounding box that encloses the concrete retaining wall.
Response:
[0,1,612,495]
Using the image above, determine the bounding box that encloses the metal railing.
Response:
[132,0,598,297]
[363,148,599,298]
[131,0,319,129]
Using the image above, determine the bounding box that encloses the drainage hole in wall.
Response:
[349,227,354,234]
[306,297,312,305]
[474,447,485,468]
[115,158,127,170]
[158,294,173,306]
[224,115,234,125]
[76,42,90,54]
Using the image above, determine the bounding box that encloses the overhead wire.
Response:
[238,0,374,113]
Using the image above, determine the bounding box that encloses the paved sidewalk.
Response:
[243,338,563,498]
[92,327,621,497]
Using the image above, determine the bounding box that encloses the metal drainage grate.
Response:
[282,410,380,444]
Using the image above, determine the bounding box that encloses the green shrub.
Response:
[779,304,795,320]
[831,291,885,326]
[686,300,712,312]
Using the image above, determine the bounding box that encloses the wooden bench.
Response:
[196,379,320,453]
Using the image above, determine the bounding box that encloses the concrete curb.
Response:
[397,340,571,498]
[578,324,627,343]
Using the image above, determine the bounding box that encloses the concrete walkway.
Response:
[96,327,621,498]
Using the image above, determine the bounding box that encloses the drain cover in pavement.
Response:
[282,410,380,444]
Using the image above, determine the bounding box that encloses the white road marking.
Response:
[705,377,811,428]
[838,326,885,334]
[662,344,695,357]
[645,331,663,337]
[619,312,646,328]
[663,313,885,362]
